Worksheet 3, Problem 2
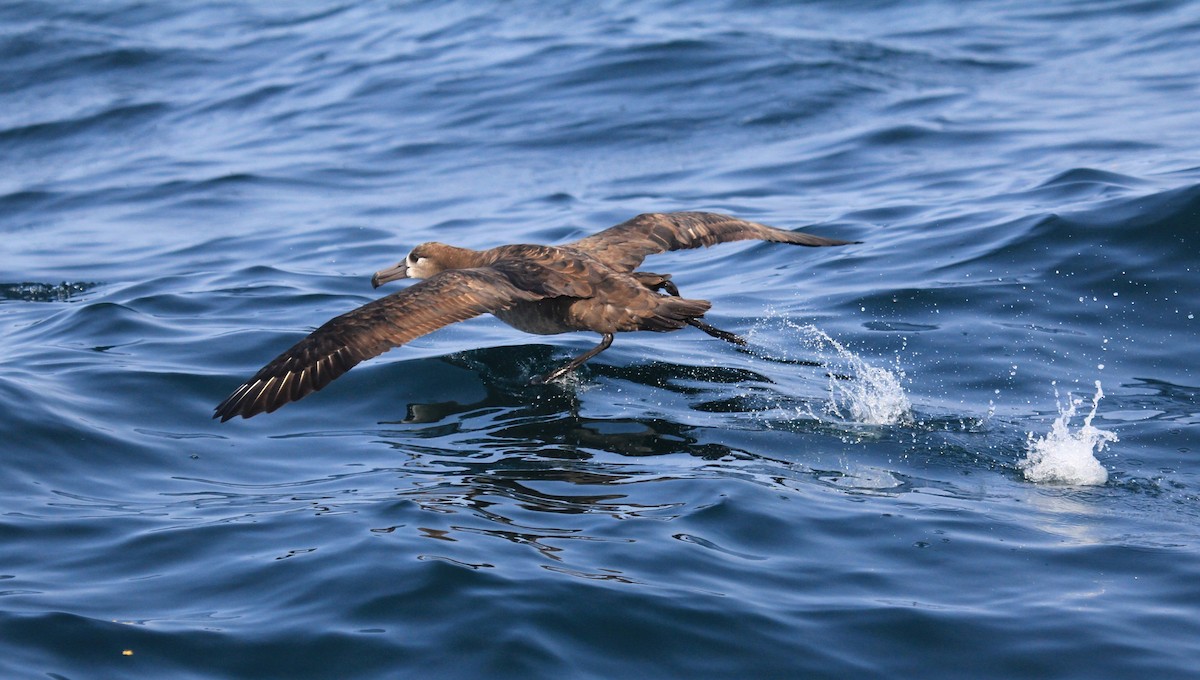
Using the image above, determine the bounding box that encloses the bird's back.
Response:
[483,243,710,335]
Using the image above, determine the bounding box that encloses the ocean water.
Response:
[3,0,1199,677]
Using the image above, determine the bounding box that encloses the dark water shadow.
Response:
[374,345,770,460]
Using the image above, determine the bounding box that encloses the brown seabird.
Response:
[214,211,856,421]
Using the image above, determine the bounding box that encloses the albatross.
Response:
[214,211,856,421]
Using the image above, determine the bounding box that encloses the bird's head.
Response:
[371,242,474,288]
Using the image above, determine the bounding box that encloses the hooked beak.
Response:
[371,262,408,288]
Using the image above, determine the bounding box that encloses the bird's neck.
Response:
[426,243,487,270]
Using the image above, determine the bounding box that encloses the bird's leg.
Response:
[631,272,744,345]
[687,318,747,346]
[632,272,680,297]
[532,333,614,384]
[631,271,744,348]
[655,279,680,296]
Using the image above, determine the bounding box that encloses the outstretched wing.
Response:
[568,211,857,272]
[214,268,543,421]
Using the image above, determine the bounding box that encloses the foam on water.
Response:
[1021,381,1117,486]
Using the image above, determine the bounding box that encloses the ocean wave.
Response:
[4,1,1200,677]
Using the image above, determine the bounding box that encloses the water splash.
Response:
[751,320,912,426]
[2,281,100,302]
[1021,381,1116,486]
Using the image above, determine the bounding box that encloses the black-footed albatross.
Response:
[214,211,856,421]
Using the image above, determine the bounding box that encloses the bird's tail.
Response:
[644,296,712,331]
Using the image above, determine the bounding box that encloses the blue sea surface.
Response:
[3,1,1199,677]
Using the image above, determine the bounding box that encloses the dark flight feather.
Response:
[568,211,856,272]
[214,268,544,421]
